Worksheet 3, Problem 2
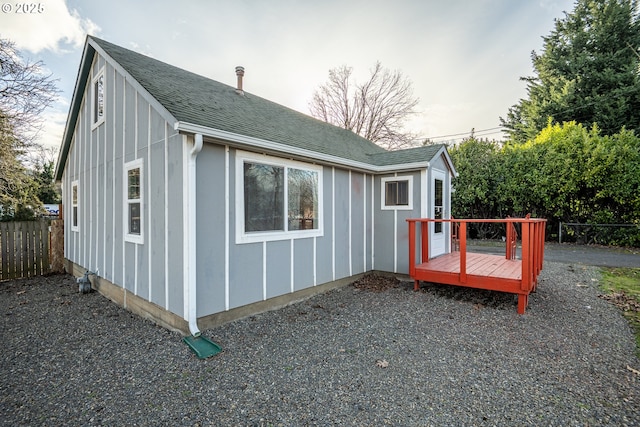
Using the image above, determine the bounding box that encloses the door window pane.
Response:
[434,179,443,233]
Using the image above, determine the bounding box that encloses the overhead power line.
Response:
[423,126,505,141]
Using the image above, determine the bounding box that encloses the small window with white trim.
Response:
[71,180,79,231]
[92,69,105,127]
[381,176,413,210]
[124,159,144,244]
[236,151,323,243]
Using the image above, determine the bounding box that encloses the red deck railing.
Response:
[407,216,547,314]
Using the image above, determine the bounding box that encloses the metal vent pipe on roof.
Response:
[235,66,245,93]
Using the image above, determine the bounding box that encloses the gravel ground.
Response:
[1,262,639,426]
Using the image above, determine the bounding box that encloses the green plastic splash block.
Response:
[183,335,222,359]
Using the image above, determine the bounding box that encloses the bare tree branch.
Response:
[309,61,419,150]
[0,38,59,148]
[0,38,59,219]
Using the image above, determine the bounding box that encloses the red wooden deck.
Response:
[407,217,546,314]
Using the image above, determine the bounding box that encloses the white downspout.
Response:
[186,133,203,336]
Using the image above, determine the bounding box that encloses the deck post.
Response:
[517,293,528,314]
[459,221,467,283]
[421,221,429,263]
[539,221,546,270]
[408,220,416,278]
[534,220,545,282]
[521,221,531,292]
[505,220,512,260]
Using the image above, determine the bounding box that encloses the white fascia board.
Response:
[374,162,431,173]
[433,144,458,177]
[174,121,431,174]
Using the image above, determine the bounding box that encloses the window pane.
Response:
[94,75,104,123]
[434,207,443,233]
[128,168,140,199]
[385,182,397,206]
[73,206,78,227]
[244,162,284,232]
[435,179,443,207]
[129,202,141,234]
[385,180,409,206]
[397,181,409,205]
[288,168,318,230]
[72,185,78,204]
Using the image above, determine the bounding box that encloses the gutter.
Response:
[185,133,203,336]
[173,121,432,174]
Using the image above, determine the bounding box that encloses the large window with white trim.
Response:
[381,175,413,210]
[92,69,105,128]
[236,151,322,243]
[124,159,144,244]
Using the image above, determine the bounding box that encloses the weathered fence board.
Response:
[0,221,52,281]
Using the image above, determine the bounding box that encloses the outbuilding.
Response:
[54,36,456,336]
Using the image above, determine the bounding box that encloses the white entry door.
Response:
[430,169,446,258]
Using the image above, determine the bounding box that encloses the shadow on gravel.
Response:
[416,282,516,310]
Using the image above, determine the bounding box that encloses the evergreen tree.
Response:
[502,0,640,142]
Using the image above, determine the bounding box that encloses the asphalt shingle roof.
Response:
[367,145,445,167]
[85,37,447,169]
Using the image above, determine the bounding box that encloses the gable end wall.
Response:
[61,52,186,318]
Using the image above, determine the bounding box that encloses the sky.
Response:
[0,0,577,151]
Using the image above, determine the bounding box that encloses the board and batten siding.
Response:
[62,53,186,318]
[195,144,375,319]
[373,170,423,274]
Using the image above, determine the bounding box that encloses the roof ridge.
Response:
[89,37,391,163]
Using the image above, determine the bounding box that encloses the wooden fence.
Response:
[0,220,61,281]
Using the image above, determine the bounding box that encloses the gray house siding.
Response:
[62,51,186,318]
[365,174,374,273]
[315,167,334,285]
[350,172,365,276]
[374,199,395,272]
[195,143,226,316]
[267,240,292,297]
[165,130,185,316]
[333,168,351,279]
[228,241,263,308]
[293,238,314,291]
[193,145,377,319]
[148,113,167,307]
[373,170,423,274]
